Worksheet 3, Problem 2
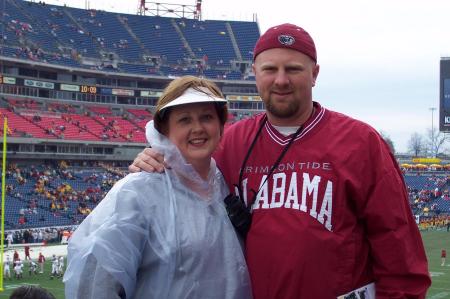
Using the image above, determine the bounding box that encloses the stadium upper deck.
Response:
[0,0,265,161]
[0,0,260,79]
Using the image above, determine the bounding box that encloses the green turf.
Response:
[421,229,450,299]
[0,230,447,298]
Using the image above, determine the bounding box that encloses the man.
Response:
[6,232,13,248]
[58,256,64,276]
[130,23,430,298]
[14,259,23,279]
[9,285,56,299]
[50,254,59,279]
[38,252,45,274]
[4,255,11,280]
[24,245,31,260]
[13,250,19,266]
[29,260,38,275]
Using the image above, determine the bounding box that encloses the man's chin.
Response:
[267,106,298,119]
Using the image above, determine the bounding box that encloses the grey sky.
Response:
[36,0,450,153]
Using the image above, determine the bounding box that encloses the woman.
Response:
[64,76,252,299]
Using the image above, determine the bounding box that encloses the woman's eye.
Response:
[203,114,213,120]
[178,117,190,123]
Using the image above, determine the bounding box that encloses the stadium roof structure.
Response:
[137,0,203,20]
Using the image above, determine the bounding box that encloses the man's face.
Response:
[253,48,320,126]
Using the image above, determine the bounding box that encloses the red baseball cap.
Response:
[253,23,317,63]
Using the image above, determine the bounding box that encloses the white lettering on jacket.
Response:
[248,172,333,231]
[243,162,332,174]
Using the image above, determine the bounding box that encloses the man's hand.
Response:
[128,148,167,173]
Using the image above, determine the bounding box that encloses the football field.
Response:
[0,244,66,299]
[0,231,448,299]
[422,230,450,299]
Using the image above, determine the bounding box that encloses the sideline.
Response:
[3,243,45,249]
[2,244,68,261]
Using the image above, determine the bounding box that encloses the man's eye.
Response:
[287,67,303,73]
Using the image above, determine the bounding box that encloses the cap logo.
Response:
[278,34,295,46]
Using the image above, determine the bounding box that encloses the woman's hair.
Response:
[154,76,228,134]
[9,285,56,299]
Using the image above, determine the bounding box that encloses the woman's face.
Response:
[166,102,222,171]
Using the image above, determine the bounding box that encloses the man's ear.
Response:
[312,64,320,87]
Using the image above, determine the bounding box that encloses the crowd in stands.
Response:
[1,97,254,143]
[5,226,74,245]
[2,97,150,143]
[1,159,449,234]
[0,1,259,79]
[418,215,450,231]
[14,46,45,61]
[5,161,127,229]
[406,174,450,216]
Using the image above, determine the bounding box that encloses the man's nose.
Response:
[273,70,289,86]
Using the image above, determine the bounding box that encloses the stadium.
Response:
[0,0,449,298]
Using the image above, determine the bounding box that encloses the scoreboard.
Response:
[0,75,250,102]
[80,85,97,94]
[440,58,450,131]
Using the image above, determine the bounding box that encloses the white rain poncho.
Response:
[64,121,252,299]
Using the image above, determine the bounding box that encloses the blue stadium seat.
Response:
[0,1,261,79]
